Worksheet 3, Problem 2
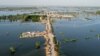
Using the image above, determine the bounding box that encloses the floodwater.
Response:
[53,16,100,56]
[0,21,45,56]
[0,7,100,56]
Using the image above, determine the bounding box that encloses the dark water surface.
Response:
[53,16,100,56]
[0,21,45,56]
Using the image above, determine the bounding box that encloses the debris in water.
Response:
[90,30,95,32]
[6,32,9,36]
[85,37,90,40]
[60,32,64,34]
[85,17,91,20]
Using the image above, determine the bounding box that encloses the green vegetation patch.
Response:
[9,46,16,54]
[0,14,47,22]
[96,11,100,15]
[23,15,41,22]
[35,41,41,49]
[63,38,77,43]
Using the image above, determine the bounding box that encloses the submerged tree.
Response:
[35,41,41,49]
[9,46,16,55]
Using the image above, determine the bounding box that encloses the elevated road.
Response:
[20,15,59,56]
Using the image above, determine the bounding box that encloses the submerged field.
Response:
[0,7,100,56]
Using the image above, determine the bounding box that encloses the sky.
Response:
[0,0,100,6]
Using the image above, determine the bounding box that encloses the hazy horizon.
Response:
[0,0,100,7]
